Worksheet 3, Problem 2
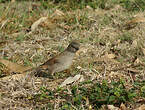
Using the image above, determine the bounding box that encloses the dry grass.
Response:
[0,1,145,109]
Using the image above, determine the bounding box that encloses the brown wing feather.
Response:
[41,56,60,66]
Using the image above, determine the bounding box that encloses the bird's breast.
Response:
[52,52,75,73]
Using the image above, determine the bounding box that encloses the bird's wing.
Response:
[41,56,60,66]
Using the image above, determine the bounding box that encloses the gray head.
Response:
[66,41,80,53]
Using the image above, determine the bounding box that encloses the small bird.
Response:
[34,41,80,77]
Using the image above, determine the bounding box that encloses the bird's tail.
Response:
[24,66,53,78]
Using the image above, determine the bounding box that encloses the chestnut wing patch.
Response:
[41,56,60,66]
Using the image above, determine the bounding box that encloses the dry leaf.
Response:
[132,40,138,47]
[51,9,65,21]
[77,47,88,55]
[134,58,142,64]
[0,58,32,73]
[86,6,93,10]
[142,48,145,56]
[135,104,145,110]
[80,75,85,82]
[77,66,82,70]
[89,105,93,110]
[110,71,120,76]
[0,73,27,81]
[127,68,139,73]
[0,19,8,29]
[51,9,64,17]
[127,16,145,24]
[105,53,116,59]
[31,17,48,32]
[60,74,84,87]
[11,0,15,3]
[125,16,145,30]
[39,18,56,30]
[107,105,120,110]
[120,103,127,110]
[96,56,119,64]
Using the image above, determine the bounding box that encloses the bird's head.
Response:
[67,41,80,53]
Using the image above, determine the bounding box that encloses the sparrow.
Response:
[34,41,80,77]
